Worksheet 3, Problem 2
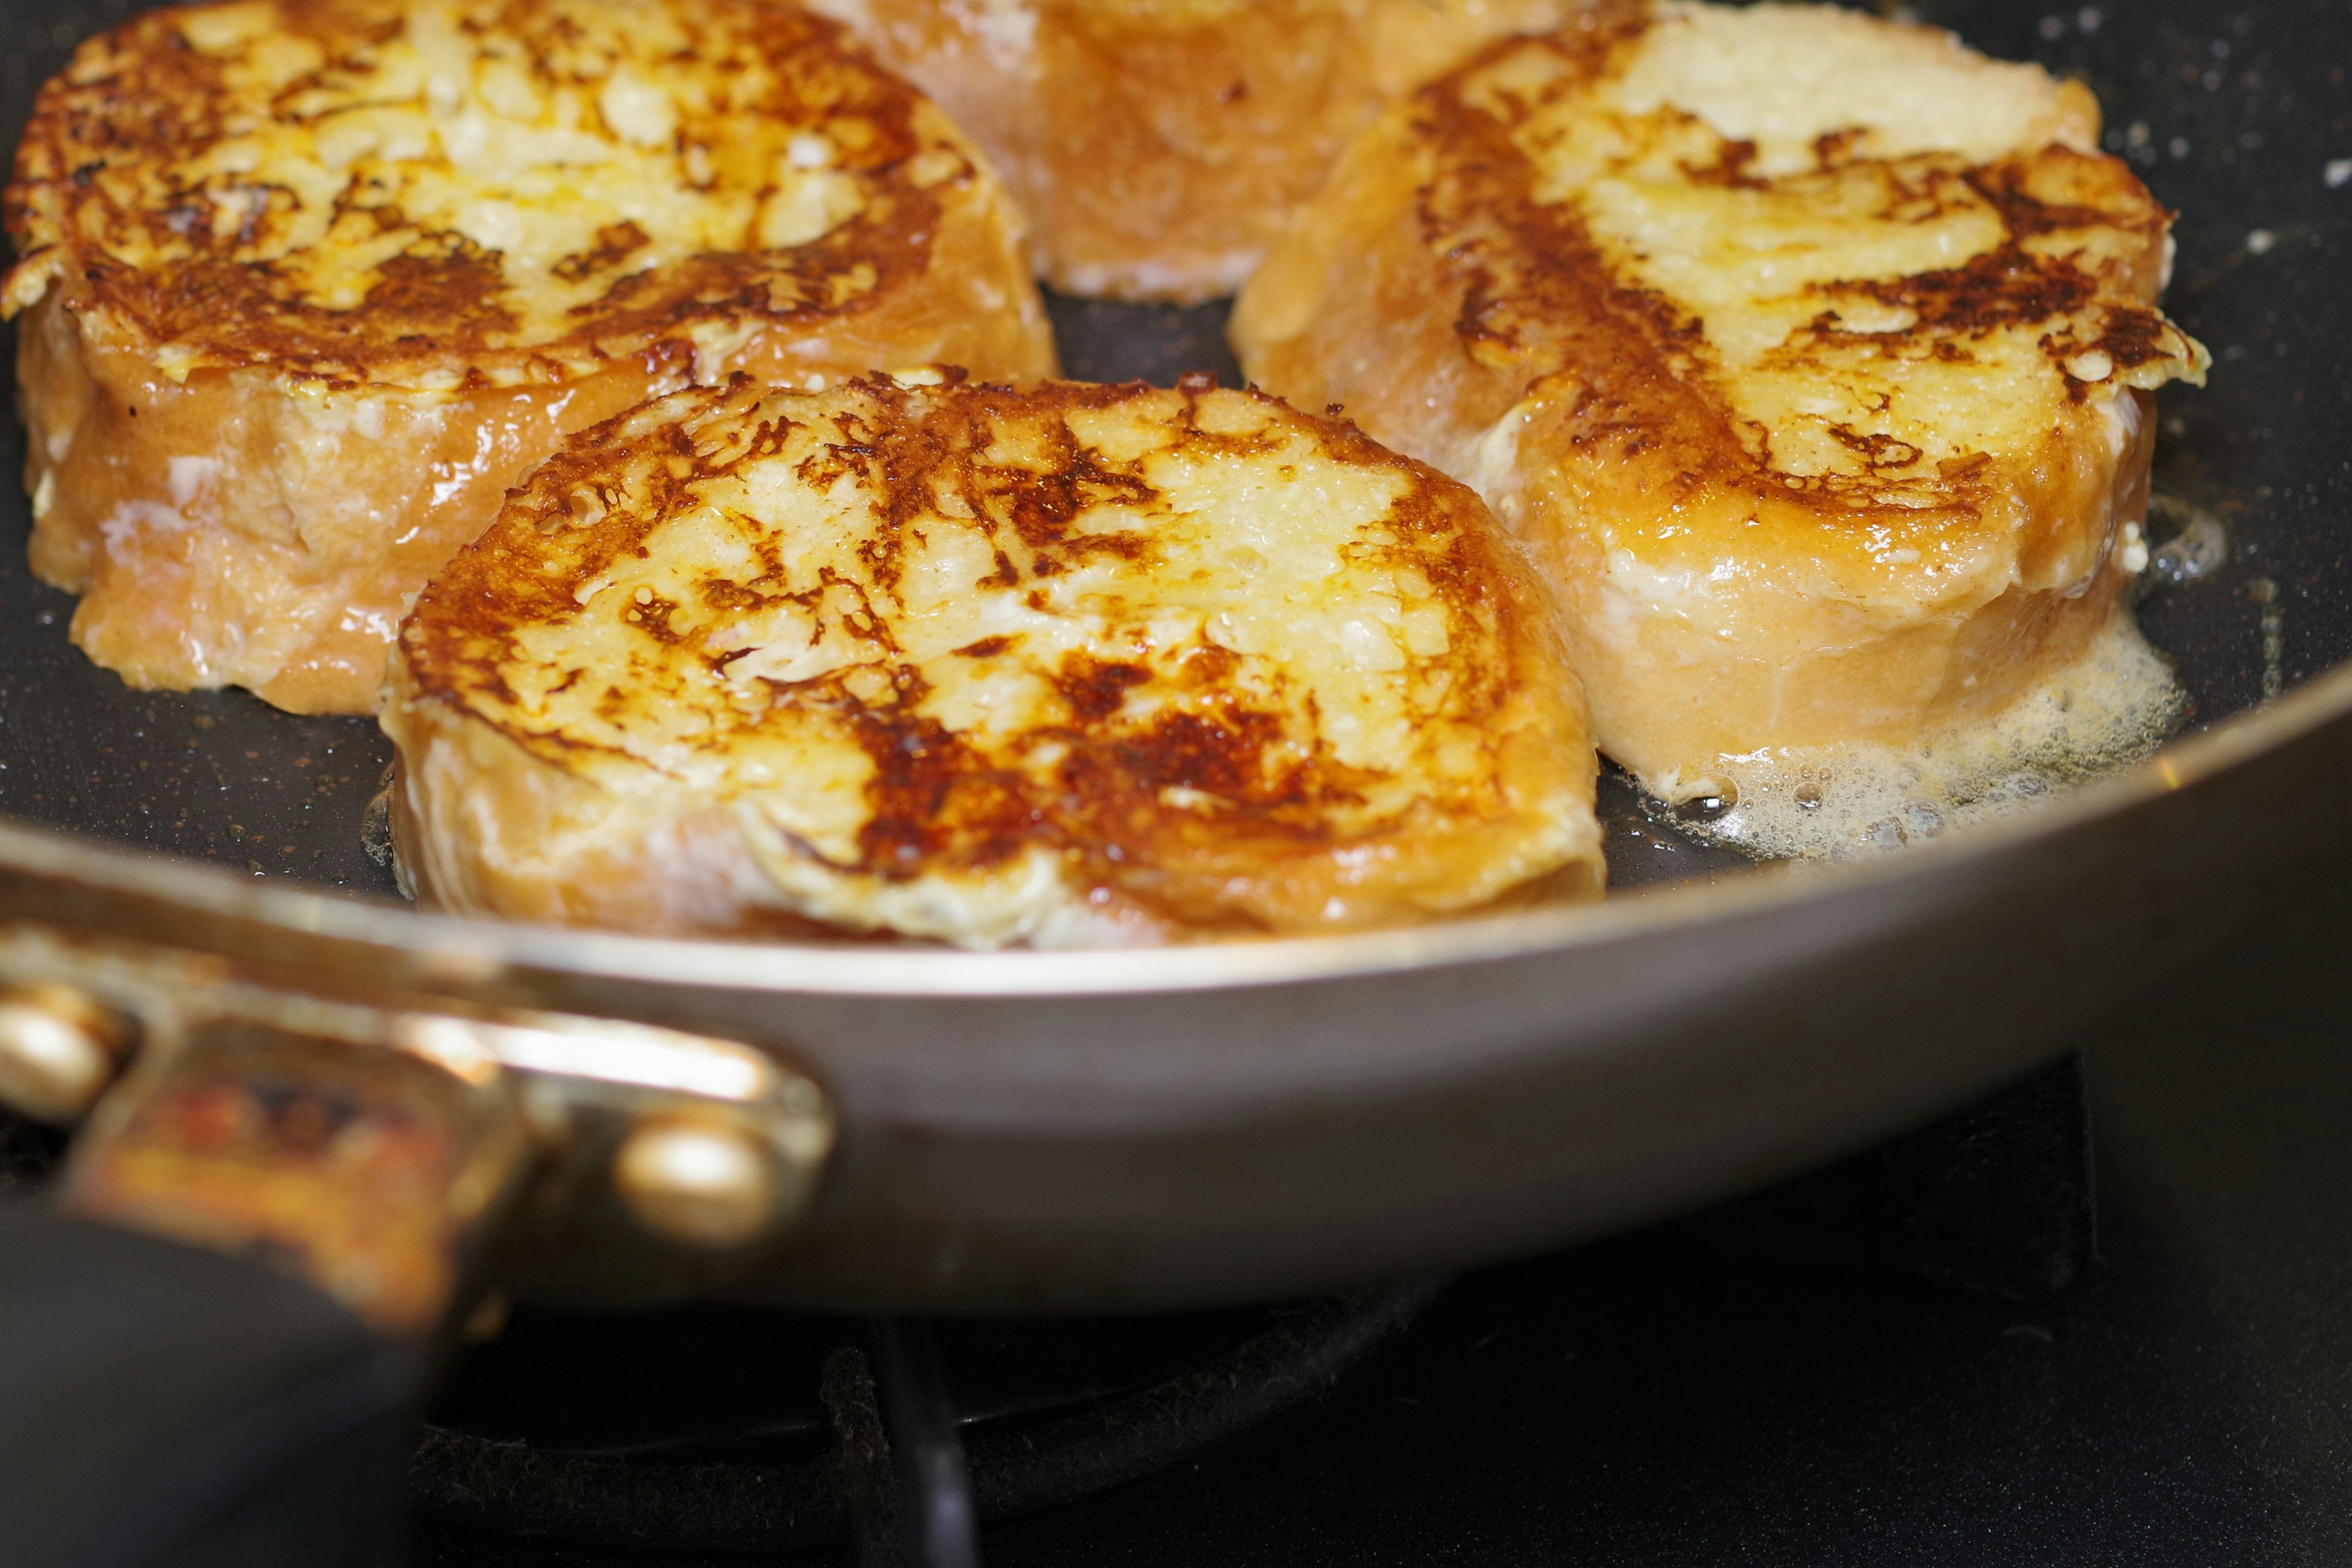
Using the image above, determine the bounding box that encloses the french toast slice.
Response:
[807,0,1577,301]
[1233,1,2209,848]
[4,0,1055,715]
[384,373,1602,945]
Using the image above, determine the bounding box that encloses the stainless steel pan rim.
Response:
[8,652,2348,1000]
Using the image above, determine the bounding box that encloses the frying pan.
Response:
[0,0,2343,1341]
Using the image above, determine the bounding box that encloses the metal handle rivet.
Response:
[613,1115,778,1248]
[0,983,126,1123]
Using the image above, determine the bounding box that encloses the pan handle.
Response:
[55,1005,538,1337]
[0,927,836,1329]
[0,1200,414,1566]
[0,933,840,1560]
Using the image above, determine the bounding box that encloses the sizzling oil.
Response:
[1656,612,2187,862]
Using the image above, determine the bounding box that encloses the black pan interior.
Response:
[0,0,2339,901]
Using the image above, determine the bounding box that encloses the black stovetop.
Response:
[411,845,2352,1568]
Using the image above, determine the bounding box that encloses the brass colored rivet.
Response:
[613,1115,778,1248]
[0,983,127,1123]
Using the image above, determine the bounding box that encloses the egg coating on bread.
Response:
[1234,0,2207,817]
[6,0,1053,714]
[809,0,1578,301]
[385,374,1602,945]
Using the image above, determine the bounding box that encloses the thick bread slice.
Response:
[808,0,1578,301]
[5,0,1055,714]
[1233,1,2208,829]
[385,373,1603,946]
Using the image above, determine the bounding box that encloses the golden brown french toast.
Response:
[1233,0,2209,851]
[808,0,1578,301]
[385,373,1602,944]
[5,0,1055,714]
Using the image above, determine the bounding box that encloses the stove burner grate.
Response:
[412,1280,1445,1561]
[410,1058,2090,1565]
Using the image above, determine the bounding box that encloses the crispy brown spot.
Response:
[848,695,1032,877]
[1827,426,1926,470]
[1849,244,2097,334]
[552,221,652,283]
[1964,156,2168,239]
[363,244,519,338]
[1056,653,1150,722]
[2083,303,2188,371]
[1812,128,1871,169]
[1680,136,1765,189]
[1098,706,1287,802]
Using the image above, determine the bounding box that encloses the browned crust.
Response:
[7,0,1007,383]
[8,0,1056,712]
[1232,15,2204,783]
[1242,20,2187,492]
[394,374,1601,939]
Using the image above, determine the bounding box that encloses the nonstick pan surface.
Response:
[0,0,2339,901]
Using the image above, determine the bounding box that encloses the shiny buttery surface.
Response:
[390,375,1599,944]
